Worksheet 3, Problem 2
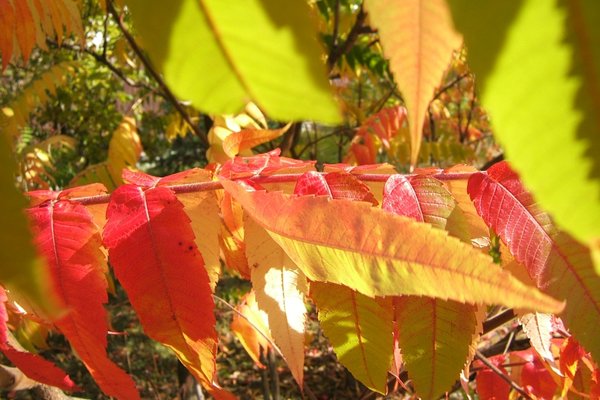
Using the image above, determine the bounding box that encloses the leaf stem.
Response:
[65,171,479,206]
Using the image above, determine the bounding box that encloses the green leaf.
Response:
[448,0,600,247]
[0,137,59,317]
[125,0,341,124]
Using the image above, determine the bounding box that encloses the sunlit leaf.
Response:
[125,0,340,123]
[220,179,563,313]
[27,195,139,399]
[103,177,226,396]
[245,216,307,386]
[449,0,600,247]
[364,0,461,166]
[468,161,600,361]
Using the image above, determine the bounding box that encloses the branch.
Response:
[68,170,479,206]
[327,7,369,70]
[106,0,209,146]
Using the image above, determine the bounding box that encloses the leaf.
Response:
[0,0,83,70]
[474,354,510,400]
[443,165,489,244]
[223,125,290,158]
[383,174,477,399]
[219,191,251,278]
[560,337,586,397]
[0,136,59,318]
[520,313,554,364]
[245,215,307,386]
[0,0,14,71]
[220,179,563,313]
[512,350,558,399]
[468,161,600,361]
[344,106,408,165]
[294,171,378,205]
[124,0,340,124]
[27,197,139,399]
[230,290,272,369]
[310,282,393,394]
[394,297,476,399]
[148,169,222,290]
[364,0,461,166]
[103,181,224,395]
[0,287,78,391]
[448,0,600,247]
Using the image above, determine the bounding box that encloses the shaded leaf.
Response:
[383,173,477,399]
[311,282,393,394]
[230,290,272,369]
[0,136,59,318]
[474,354,510,400]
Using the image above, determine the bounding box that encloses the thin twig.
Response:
[106,0,209,146]
[475,351,532,399]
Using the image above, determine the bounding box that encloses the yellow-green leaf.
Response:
[394,297,476,400]
[220,179,563,313]
[311,282,393,394]
[448,0,600,248]
[364,0,461,166]
[0,136,59,317]
[125,0,340,124]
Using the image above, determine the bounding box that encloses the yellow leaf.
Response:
[246,216,307,386]
[220,179,563,313]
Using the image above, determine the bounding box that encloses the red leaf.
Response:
[512,349,557,399]
[294,171,378,205]
[103,183,223,395]
[475,355,510,400]
[0,287,78,391]
[468,161,600,360]
[26,200,139,399]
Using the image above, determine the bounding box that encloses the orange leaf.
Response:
[231,291,272,369]
[223,125,290,158]
[13,0,36,62]
[220,179,562,312]
[0,0,15,71]
[364,0,461,166]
